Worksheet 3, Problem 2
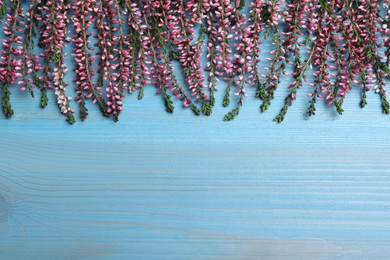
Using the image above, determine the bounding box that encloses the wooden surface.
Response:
[1,10,390,258]
[1,82,390,259]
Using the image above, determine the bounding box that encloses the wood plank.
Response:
[1,3,390,258]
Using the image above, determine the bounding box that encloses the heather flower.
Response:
[94,0,125,120]
[0,1,6,21]
[121,1,144,98]
[224,4,251,121]
[256,0,288,113]
[306,2,333,116]
[273,0,308,122]
[363,0,390,114]
[205,0,235,112]
[383,1,390,65]
[142,0,200,115]
[0,0,24,118]
[72,0,106,121]
[172,0,210,115]
[20,0,41,98]
[248,0,265,96]
[0,0,390,122]
[37,0,75,124]
[109,0,130,121]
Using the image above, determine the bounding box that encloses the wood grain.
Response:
[1,5,390,258]
[1,87,390,259]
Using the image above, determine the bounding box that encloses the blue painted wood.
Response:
[1,83,390,259]
[1,4,390,259]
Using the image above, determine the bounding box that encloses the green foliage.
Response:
[360,92,368,108]
[0,4,6,21]
[40,88,48,108]
[238,0,245,11]
[319,0,332,13]
[1,84,13,118]
[138,87,144,100]
[169,50,179,61]
[255,83,266,100]
[260,99,271,113]
[379,89,390,114]
[224,108,240,122]
[273,106,288,123]
[80,102,88,122]
[11,1,18,11]
[201,101,212,116]
[191,104,201,116]
[209,95,215,107]
[163,91,174,113]
[223,81,232,107]
[151,15,167,51]
[66,113,76,124]
[377,60,390,78]
[360,71,368,108]
[97,72,104,87]
[51,52,61,65]
[307,95,317,116]
[335,99,344,115]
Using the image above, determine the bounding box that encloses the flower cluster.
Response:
[38,0,75,123]
[257,0,287,113]
[0,0,390,123]
[20,0,40,97]
[0,0,23,118]
[122,1,143,96]
[72,0,105,121]
[205,0,235,113]
[224,3,251,121]
[172,0,210,115]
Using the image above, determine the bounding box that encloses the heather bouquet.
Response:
[0,0,389,123]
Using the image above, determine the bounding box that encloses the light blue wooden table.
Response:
[1,7,390,259]
[1,76,390,259]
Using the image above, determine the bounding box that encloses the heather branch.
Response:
[73,0,107,121]
[0,0,23,118]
